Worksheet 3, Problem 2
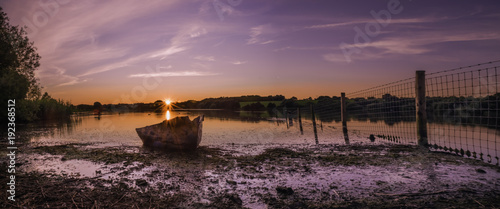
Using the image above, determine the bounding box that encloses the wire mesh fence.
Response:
[339,61,500,165]
[264,61,500,165]
[345,78,417,144]
[426,65,500,164]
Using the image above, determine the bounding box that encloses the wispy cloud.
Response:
[247,25,264,44]
[79,23,207,77]
[325,31,500,63]
[307,17,441,29]
[247,24,275,45]
[149,46,188,60]
[323,52,384,63]
[344,32,500,55]
[57,79,88,87]
[194,55,215,61]
[129,71,218,78]
[275,46,337,52]
[259,40,275,45]
[36,66,87,87]
[232,61,247,65]
[307,20,369,29]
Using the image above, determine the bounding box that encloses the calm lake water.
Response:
[23,110,345,147]
[19,110,500,161]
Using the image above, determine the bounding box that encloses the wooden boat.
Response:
[136,115,204,150]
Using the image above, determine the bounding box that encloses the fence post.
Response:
[286,111,289,129]
[341,92,349,144]
[415,71,428,147]
[298,107,303,135]
[311,104,319,144]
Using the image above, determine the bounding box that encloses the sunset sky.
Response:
[2,0,500,104]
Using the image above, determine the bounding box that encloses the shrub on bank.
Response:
[16,92,73,122]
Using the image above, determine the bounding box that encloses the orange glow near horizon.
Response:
[165,99,171,105]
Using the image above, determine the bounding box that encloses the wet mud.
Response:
[1,142,500,208]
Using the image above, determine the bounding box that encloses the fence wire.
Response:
[341,62,500,165]
[426,66,500,164]
[346,78,417,144]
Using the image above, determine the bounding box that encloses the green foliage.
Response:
[279,97,299,108]
[93,101,103,109]
[239,101,281,109]
[239,95,285,102]
[266,102,277,109]
[1,7,48,122]
[16,93,73,122]
[242,102,266,111]
[37,93,73,121]
[315,96,341,122]
[172,95,285,110]
[16,99,40,122]
[0,7,41,100]
[0,68,30,100]
[278,97,317,108]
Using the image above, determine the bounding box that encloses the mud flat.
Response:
[1,142,500,208]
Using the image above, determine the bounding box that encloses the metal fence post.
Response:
[341,92,349,144]
[416,71,428,147]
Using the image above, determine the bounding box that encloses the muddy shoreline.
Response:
[2,142,500,208]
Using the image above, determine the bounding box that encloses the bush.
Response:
[16,93,73,122]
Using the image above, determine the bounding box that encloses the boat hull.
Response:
[136,115,204,150]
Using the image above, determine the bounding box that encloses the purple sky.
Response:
[2,0,500,104]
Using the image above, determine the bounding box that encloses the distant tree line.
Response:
[175,95,285,110]
[76,101,164,113]
[80,95,319,113]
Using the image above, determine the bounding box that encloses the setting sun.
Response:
[165,100,171,105]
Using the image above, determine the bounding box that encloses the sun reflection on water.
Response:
[166,110,171,120]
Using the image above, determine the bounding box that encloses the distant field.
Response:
[239,100,318,108]
[239,101,282,108]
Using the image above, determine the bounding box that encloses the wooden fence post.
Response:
[311,104,319,144]
[341,92,349,144]
[286,111,289,129]
[298,107,303,135]
[416,71,428,147]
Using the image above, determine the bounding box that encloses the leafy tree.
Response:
[1,7,41,119]
[93,101,102,109]
[280,97,299,108]
[1,7,41,98]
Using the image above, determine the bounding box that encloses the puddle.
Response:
[23,154,107,178]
